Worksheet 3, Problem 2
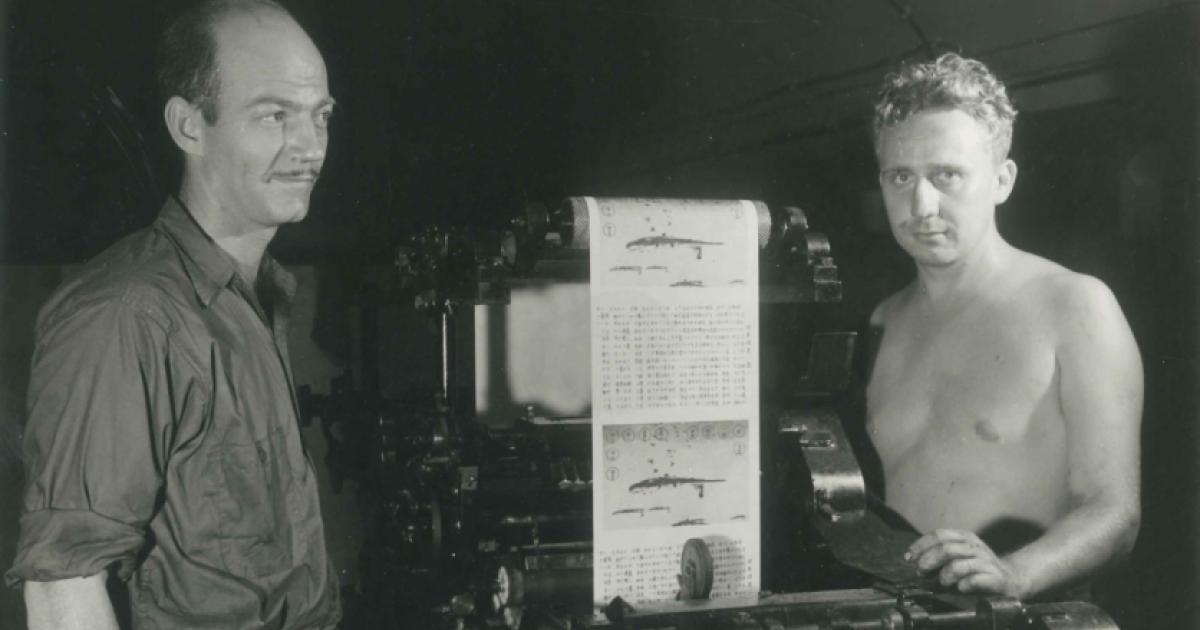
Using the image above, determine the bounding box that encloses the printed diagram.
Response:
[625,234,724,260]
[609,265,643,274]
[607,265,672,276]
[602,420,749,531]
[629,474,725,498]
[593,199,752,290]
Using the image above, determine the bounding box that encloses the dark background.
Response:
[1,1,1197,628]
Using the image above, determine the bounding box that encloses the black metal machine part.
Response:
[597,589,1117,630]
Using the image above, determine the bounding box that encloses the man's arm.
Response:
[1008,275,1143,594]
[25,573,120,630]
[7,297,168,610]
[908,275,1143,598]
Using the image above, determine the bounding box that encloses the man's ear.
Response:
[164,96,205,156]
[993,158,1018,204]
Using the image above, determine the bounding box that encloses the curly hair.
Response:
[873,53,1017,160]
[156,0,288,124]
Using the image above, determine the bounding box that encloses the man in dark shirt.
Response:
[6,1,341,628]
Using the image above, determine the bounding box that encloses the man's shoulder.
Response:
[1006,253,1128,344]
[1014,254,1119,317]
[869,252,1121,328]
[37,226,194,334]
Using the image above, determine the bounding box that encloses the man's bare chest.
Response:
[866,312,1060,451]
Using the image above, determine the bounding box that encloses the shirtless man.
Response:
[865,53,1142,599]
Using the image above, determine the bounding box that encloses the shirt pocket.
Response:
[207,428,292,577]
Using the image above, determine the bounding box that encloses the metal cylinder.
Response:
[561,196,774,251]
[497,563,592,609]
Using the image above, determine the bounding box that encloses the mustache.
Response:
[904,219,947,231]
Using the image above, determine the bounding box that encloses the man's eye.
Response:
[316,110,334,126]
[262,111,287,124]
[888,172,912,186]
[934,170,963,185]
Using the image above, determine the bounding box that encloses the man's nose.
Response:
[910,178,938,218]
[286,118,327,164]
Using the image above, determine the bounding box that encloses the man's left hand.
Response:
[906,529,1027,597]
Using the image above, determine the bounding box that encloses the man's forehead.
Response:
[878,109,992,164]
[212,8,328,93]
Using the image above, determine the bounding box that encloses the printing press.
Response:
[301,198,1117,630]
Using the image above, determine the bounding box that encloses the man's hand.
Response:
[906,529,1028,597]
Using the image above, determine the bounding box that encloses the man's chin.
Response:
[903,243,959,267]
[286,204,311,222]
[270,196,313,225]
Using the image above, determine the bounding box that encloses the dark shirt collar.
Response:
[259,254,298,306]
[156,196,295,308]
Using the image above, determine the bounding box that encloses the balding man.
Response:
[866,53,1142,600]
[7,1,340,628]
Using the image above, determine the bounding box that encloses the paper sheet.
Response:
[589,197,761,606]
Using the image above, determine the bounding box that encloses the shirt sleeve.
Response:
[6,292,172,586]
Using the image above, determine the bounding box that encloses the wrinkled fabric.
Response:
[7,198,340,630]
